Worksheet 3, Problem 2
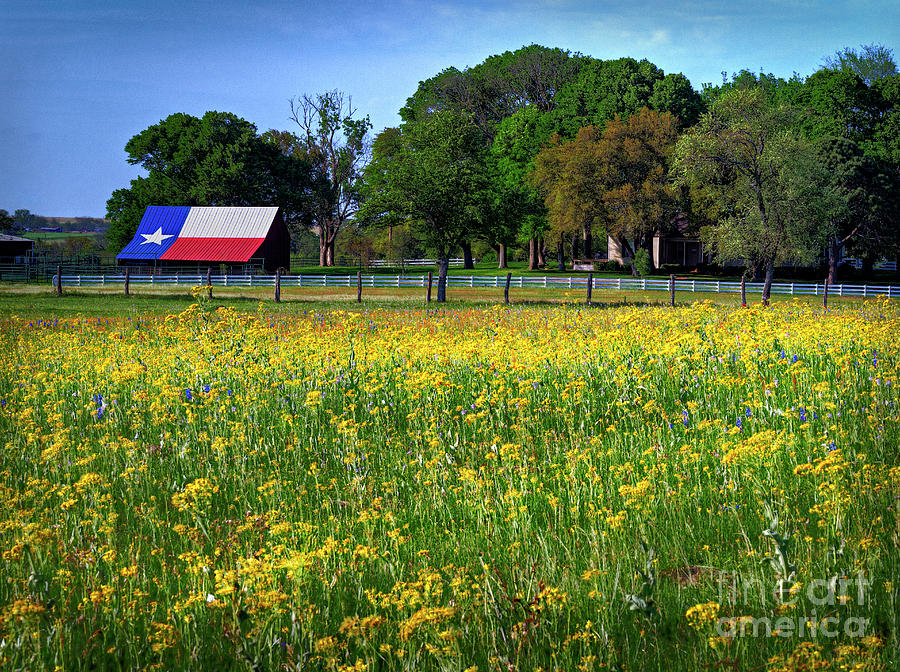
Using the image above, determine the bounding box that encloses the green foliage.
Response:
[551,57,705,138]
[817,136,900,274]
[673,88,838,288]
[360,110,490,261]
[822,43,897,86]
[633,248,652,277]
[106,111,312,253]
[794,69,879,144]
[0,209,17,232]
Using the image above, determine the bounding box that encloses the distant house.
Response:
[606,219,707,268]
[116,206,290,272]
[0,234,35,261]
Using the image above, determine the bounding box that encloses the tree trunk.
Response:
[537,238,547,268]
[583,227,592,260]
[326,239,335,266]
[319,234,328,266]
[621,238,640,277]
[827,237,840,286]
[528,238,537,270]
[571,232,580,261]
[761,259,775,304]
[557,232,565,272]
[497,243,507,269]
[437,255,449,303]
[461,241,475,269]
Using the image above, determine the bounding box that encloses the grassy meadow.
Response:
[0,291,898,671]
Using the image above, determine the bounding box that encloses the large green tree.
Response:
[106,111,312,253]
[817,136,899,283]
[794,69,880,145]
[673,88,836,301]
[359,111,489,301]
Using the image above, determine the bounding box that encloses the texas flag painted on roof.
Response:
[116,206,190,261]
[116,206,286,266]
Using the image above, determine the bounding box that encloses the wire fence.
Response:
[51,273,900,299]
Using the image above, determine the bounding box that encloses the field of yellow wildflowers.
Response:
[1,298,897,671]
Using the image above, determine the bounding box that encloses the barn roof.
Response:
[116,206,284,263]
[0,234,34,243]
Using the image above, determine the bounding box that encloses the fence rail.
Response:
[368,258,468,267]
[52,273,900,298]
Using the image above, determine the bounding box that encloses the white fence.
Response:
[368,258,468,267]
[840,258,897,271]
[56,273,900,298]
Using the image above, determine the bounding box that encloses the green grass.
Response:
[0,281,866,319]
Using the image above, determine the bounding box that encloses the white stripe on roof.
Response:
[178,207,278,238]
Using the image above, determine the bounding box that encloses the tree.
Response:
[359,110,489,301]
[822,43,897,86]
[532,108,680,274]
[552,57,703,137]
[673,88,836,301]
[816,136,899,283]
[0,209,14,232]
[106,111,312,252]
[400,45,581,139]
[794,69,879,145]
[14,209,37,232]
[532,126,603,270]
[286,91,372,266]
[490,106,555,269]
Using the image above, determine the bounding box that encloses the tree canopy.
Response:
[106,111,312,252]
[532,108,680,271]
[359,110,489,300]
[673,88,837,299]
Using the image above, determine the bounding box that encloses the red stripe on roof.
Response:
[160,238,266,262]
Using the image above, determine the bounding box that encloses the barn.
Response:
[116,206,290,272]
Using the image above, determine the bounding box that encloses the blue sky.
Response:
[2,0,898,217]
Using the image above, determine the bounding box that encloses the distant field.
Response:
[22,231,104,240]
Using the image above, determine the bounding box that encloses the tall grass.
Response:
[0,297,897,671]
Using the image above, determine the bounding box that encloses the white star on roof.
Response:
[139,227,174,246]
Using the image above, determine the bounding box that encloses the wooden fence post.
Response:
[586,272,593,305]
[357,271,362,303]
[275,268,281,303]
[426,271,433,303]
[504,272,512,305]
[741,276,746,307]
[206,267,212,299]
[124,267,130,296]
[823,278,829,310]
[56,265,62,296]
[669,274,675,307]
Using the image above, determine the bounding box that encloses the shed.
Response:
[116,206,290,272]
[0,234,35,261]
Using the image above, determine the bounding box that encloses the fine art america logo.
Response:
[714,574,872,639]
